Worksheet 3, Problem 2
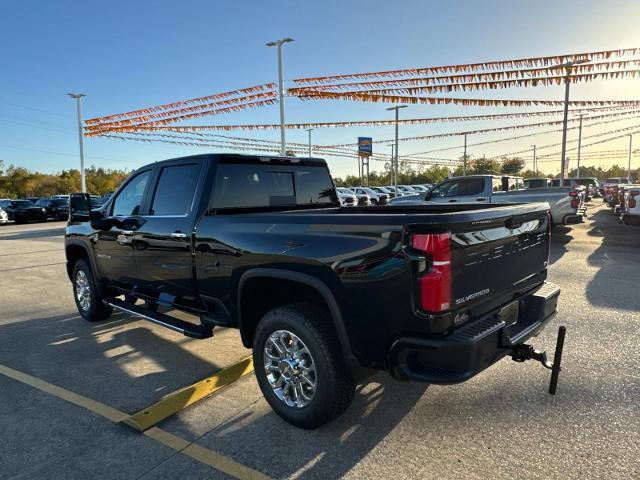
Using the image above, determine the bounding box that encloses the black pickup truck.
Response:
[66,154,560,428]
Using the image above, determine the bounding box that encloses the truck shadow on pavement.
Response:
[0,311,233,413]
[585,208,640,311]
[549,225,572,264]
[199,376,429,480]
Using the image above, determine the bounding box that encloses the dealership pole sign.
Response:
[358,137,373,156]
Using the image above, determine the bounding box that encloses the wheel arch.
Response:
[237,268,354,365]
[65,241,97,282]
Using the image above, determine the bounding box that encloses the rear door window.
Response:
[150,164,201,216]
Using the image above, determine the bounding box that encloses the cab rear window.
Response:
[211,163,338,209]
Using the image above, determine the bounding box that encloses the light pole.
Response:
[266,37,294,156]
[386,105,407,189]
[463,133,468,175]
[531,144,537,174]
[389,144,395,185]
[559,59,590,185]
[68,93,87,193]
[628,134,633,182]
[305,128,313,157]
[576,114,584,178]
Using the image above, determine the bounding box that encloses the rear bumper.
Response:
[563,205,587,225]
[387,282,560,384]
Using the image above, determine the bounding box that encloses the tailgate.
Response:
[449,206,550,310]
[407,203,550,314]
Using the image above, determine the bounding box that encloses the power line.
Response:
[0,144,125,163]
[0,99,73,120]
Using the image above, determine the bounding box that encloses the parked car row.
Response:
[602,183,640,226]
[335,184,434,207]
[0,194,106,225]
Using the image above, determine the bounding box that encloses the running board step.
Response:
[104,298,213,339]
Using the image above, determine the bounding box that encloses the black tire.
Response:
[72,259,113,322]
[253,302,355,429]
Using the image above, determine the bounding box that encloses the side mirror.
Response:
[69,193,91,222]
[424,190,433,201]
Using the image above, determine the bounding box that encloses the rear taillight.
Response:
[629,190,639,208]
[569,191,579,209]
[412,233,451,312]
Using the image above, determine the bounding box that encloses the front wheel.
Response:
[72,259,113,322]
[253,303,355,429]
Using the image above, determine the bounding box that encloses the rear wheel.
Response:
[253,303,355,429]
[72,259,113,322]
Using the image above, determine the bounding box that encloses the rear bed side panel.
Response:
[194,213,414,368]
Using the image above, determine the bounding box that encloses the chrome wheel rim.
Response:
[75,270,91,312]
[263,330,317,408]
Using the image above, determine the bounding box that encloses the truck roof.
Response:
[449,174,523,180]
[147,153,328,168]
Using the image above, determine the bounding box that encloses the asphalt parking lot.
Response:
[0,203,638,480]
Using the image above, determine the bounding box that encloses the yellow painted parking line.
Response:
[0,362,270,480]
[124,356,254,431]
[145,427,271,480]
[0,363,128,423]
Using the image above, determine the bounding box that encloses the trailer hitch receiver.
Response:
[510,325,566,395]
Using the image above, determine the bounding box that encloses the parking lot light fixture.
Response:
[575,114,584,178]
[266,38,294,156]
[628,134,633,183]
[559,59,591,184]
[68,93,87,193]
[386,105,408,189]
[306,128,314,157]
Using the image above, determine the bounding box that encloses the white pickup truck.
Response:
[621,185,640,226]
[389,175,586,226]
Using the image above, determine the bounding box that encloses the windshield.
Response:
[606,178,628,184]
[51,199,68,206]
[411,186,427,192]
[397,186,416,192]
[14,200,34,207]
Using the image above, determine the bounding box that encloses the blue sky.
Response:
[1,0,639,178]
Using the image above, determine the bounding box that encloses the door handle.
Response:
[116,230,134,245]
[476,197,487,201]
[170,232,188,239]
[448,199,458,203]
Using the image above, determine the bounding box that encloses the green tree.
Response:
[471,158,501,175]
[500,157,525,175]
